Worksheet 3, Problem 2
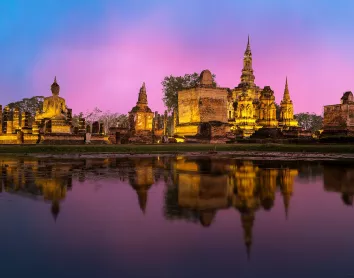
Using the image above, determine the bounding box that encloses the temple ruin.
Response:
[173,37,302,141]
[322,91,354,137]
[0,77,109,144]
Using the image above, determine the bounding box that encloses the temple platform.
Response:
[251,127,284,139]
[128,131,154,144]
[39,133,110,145]
[0,133,110,145]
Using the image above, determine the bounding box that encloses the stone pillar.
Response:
[3,106,10,134]
[32,123,39,135]
[99,122,104,135]
[86,124,91,133]
[13,108,20,131]
[21,112,30,129]
[92,121,99,134]
[78,117,86,134]
[6,121,13,134]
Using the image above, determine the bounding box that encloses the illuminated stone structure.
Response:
[128,82,154,143]
[175,70,232,141]
[233,86,259,137]
[0,77,109,144]
[228,37,262,137]
[257,86,278,128]
[174,37,299,140]
[322,91,354,137]
[279,78,298,128]
[129,82,154,131]
[35,77,71,134]
[13,107,20,132]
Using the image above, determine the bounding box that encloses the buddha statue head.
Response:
[51,76,60,96]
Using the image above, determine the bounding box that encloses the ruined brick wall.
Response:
[210,124,230,137]
[178,89,201,124]
[323,104,349,128]
[178,88,228,124]
[135,111,154,131]
[347,104,354,127]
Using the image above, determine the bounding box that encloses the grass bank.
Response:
[1,143,354,154]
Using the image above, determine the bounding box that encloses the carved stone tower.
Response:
[240,36,255,86]
[279,77,298,128]
[257,86,278,127]
[128,82,154,140]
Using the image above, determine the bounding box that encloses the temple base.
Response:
[129,130,154,144]
[51,119,71,134]
[39,134,110,145]
[251,127,284,139]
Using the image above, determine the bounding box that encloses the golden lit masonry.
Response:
[174,36,300,140]
[322,91,354,137]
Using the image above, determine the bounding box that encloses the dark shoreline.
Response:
[1,143,354,160]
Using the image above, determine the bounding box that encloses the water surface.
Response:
[0,155,353,278]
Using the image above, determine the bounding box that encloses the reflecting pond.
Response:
[0,155,353,278]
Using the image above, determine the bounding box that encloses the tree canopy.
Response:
[162,72,216,112]
[7,96,44,116]
[72,107,129,133]
[295,112,323,132]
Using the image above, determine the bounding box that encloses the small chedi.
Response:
[0,77,109,144]
[126,82,169,144]
[174,37,303,141]
[322,91,354,137]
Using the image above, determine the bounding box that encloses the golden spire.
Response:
[241,35,255,84]
[245,35,251,56]
[137,82,148,105]
[283,76,291,101]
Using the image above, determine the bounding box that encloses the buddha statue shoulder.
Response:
[35,77,68,121]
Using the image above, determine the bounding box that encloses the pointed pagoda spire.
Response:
[240,36,255,85]
[137,82,148,105]
[54,76,57,83]
[245,35,251,54]
[283,76,291,101]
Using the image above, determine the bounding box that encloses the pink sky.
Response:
[2,1,354,115]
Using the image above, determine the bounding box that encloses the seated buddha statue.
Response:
[35,77,67,121]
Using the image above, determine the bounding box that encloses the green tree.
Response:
[295,112,323,132]
[7,96,44,116]
[162,72,217,112]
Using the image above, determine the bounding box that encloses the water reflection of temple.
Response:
[0,159,73,220]
[1,155,353,259]
[323,162,354,206]
[165,157,300,259]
